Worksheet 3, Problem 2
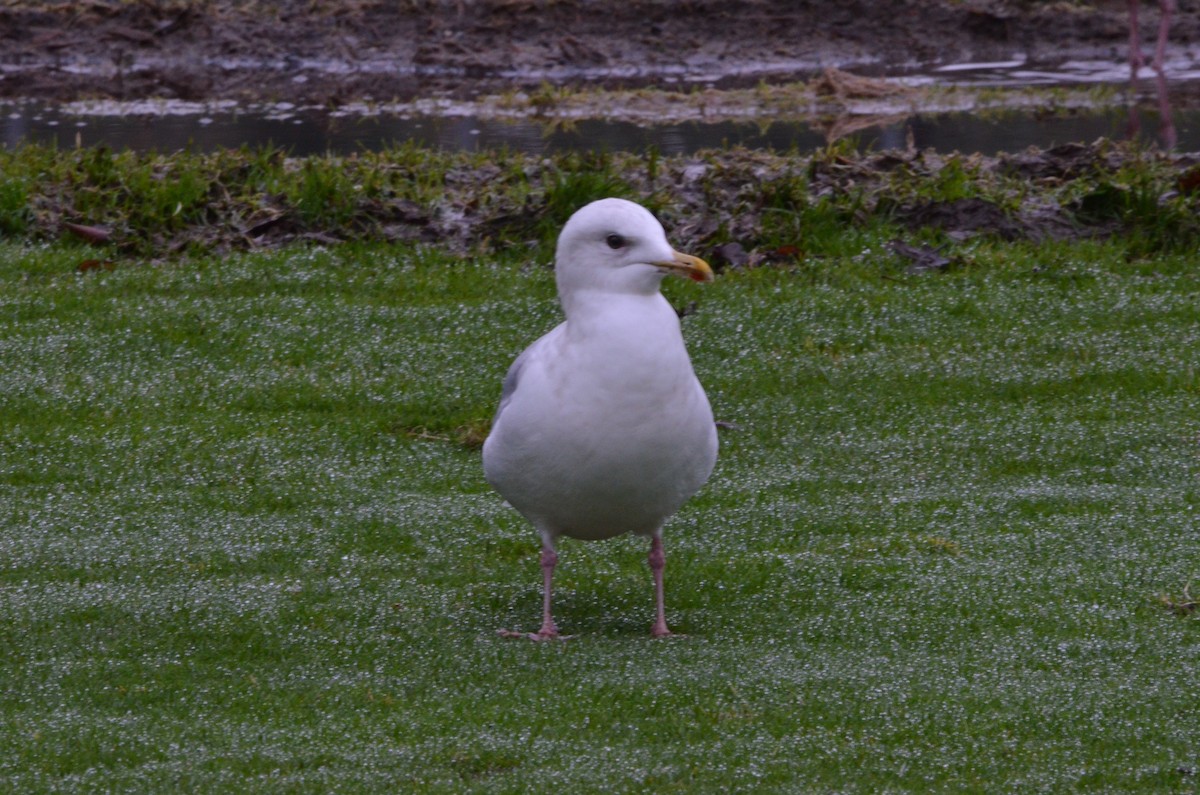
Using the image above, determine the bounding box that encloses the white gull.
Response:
[484,198,718,639]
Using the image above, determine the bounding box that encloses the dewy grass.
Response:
[1,229,1197,792]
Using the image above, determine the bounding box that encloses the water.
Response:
[2,55,1197,155]
[2,98,1191,156]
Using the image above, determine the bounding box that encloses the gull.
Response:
[484,198,718,639]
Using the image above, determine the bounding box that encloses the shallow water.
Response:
[0,99,1188,156]
[2,57,1197,155]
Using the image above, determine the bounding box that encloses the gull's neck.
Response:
[561,288,681,348]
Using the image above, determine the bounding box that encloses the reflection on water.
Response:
[0,101,1190,156]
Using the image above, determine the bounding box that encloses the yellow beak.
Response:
[652,250,714,283]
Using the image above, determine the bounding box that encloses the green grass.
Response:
[1,230,1198,792]
[8,140,1200,262]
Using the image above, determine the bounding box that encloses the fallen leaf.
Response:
[107,25,157,44]
[63,222,112,244]
[1177,166,1200,194]
[77,259,116,272]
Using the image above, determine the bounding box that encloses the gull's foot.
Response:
[650,622,685,639]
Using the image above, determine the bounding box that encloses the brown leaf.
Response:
[242,213,287,237]
[1177,166,1200,195]
[77,259,116,273]
[63,222,112,244]
[107,25,157,45]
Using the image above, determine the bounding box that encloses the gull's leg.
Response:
[498,537,566,640]
[1130,1,1146,75]
[648,535,671,637]
[1155,69,1177,148]
[1153,0,1176,74]
[537,541,559,638]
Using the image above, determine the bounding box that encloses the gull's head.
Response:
[554,198,712,304]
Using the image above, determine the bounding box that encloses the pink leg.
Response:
[648,535,671,637]
[1155,69,1177,148]
[1153,0,1176,74]
[1130,1,1146,75]
[537,543,559,638]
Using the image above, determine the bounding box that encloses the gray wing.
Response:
[494,346,531,423]
[491,324,563,426]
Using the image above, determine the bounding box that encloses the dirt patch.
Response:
[0,1,1195,105]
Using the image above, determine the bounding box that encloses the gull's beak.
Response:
[652,250,714,283]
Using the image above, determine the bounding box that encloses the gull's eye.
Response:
[605,234,626,250]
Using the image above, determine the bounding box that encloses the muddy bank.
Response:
[9,141,1199,262]
[1,1,1194,105]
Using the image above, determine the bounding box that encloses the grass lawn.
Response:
[1,233,1198,792]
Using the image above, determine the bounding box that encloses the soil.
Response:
[1,1,1196,105]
